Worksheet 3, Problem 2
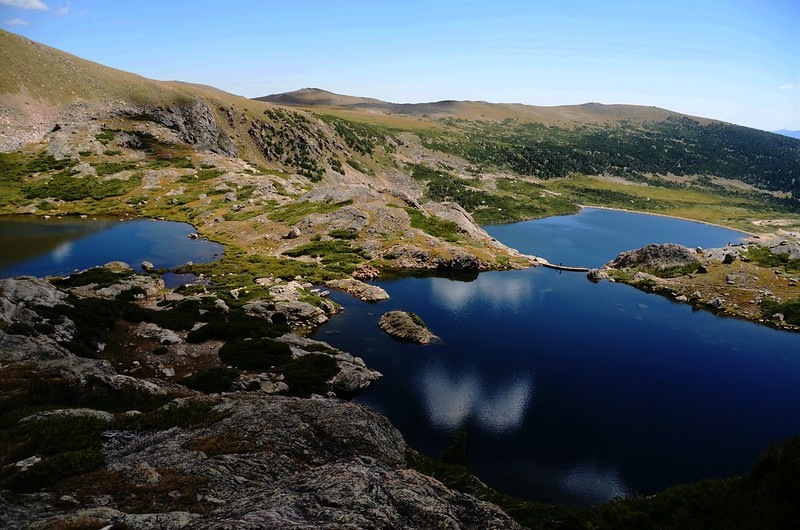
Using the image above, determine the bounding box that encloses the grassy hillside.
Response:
[0,30,187,107]
[261,88,800,202]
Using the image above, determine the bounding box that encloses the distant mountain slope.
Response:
[2,27,798,212]
[774,129,800,139]
[258,89,800,199]
[256,88,696,126]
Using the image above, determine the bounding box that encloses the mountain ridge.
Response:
[255,87,719,128]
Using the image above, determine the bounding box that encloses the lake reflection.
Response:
[314,210,800,507]
[0,216,222,283]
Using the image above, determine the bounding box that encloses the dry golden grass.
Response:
[0,30,186,107]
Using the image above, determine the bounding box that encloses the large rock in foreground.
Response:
[378,311,438,344]
[2,394,522,529]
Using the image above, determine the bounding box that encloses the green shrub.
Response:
[328,228,358,240]
[645,262,702,278]
[760,298,800,326]
[405,208,461,242]
[116,285,147,301]
[268,199,353,225]
[178,168,224,183]
[408,312,426,328]
[91,161,138,176]
[181,367,240,394]
[283,239,366,259]
[218,338,293,370]
[0,416,106,492]
[746,246,800,273]
[186,311,289,343]
[282,354,339,397]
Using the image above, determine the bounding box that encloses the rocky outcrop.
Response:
[703,245,741,264]
[0,276,68,325]
[423,201,487,242]
[587,268,613,283]
[128,100,238,156]
[352,264,380,280]
[384,244,488,271]
[325,278,390,302]
[378,311,438,344]
[276,334,382,394]
[607,243,700,271]
[1,394,521,529]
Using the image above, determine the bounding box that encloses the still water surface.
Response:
[0,216,222,284]
[313,208,800,506]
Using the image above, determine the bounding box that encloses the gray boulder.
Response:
[378,311,438,344]
[0,276,67,324]
[325,278,389,302]
[608,243,700,271]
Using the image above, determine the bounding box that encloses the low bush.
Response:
[0,416,106,492]
[282,354,339,397]
[746,246,800,273]
[328,228,358,240]
[181,367,240,394]
[405,208,461,242]
[51,267,135,288]
[218,338,292,370]
[760,298,800,326]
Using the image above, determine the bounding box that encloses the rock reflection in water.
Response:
[417,360,533,435]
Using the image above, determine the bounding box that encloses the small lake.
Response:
[0,216,222,284]
[313,208,800,507]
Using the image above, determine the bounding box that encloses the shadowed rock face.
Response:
[124,101,238,157]
[607,243,700,270]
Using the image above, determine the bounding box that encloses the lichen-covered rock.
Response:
[587,269,612,283]
[0,276,68,324]
[2,393,521,529]
[352,264,380,280]
[325,278,389,302]
[607,243,700,271]
[191,459,523,530]
[378,310,438,344]
[134,322,183,345]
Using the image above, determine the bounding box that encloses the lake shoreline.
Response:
[577,204,756,239]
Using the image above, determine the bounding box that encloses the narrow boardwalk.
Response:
[541,262,591,272]
[530,256,591,272]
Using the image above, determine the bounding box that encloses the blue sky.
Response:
[2,0,798,131]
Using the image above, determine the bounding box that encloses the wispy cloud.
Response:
[0,0,50,10]
[53,1,69,15]
[778,83,800,91]
[3,17,30,25]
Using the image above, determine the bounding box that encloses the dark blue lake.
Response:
[0,216,222,284]
[313,208,800,507]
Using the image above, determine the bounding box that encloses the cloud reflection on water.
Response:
[417,361,533,435]
[429,273,535,313]
[50,241,73,262]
